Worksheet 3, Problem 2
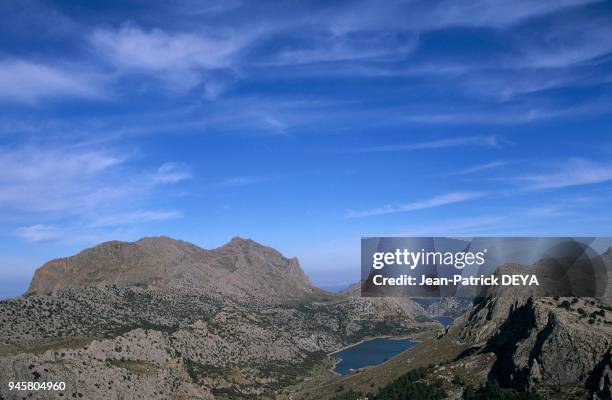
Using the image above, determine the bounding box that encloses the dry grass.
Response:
[0,336,98,357]
[108,359,159,374]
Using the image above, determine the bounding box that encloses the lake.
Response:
[331,337,417,375]
[433,316,454,327]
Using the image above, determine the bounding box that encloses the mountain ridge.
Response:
[27,235,315,301]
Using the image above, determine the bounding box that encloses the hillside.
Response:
[1,236,439,400]
[295,262,612,400]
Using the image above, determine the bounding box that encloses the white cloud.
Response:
[14,224,142,246]
[346,191,485,218]
[89,209,182,227]
[218,176,262,187]
[15,225,61,242]
[269,31,418,66]
[515,19,612,69]
[154,162,192,183]
[0,60,106,104]
[448,160,510,175]
[344,135,499,153]
[91,25,252,91]
[0,147,123,184]
[261,0,602,70]
[399,100,612,125]
[386,215,507,237]
[518,158,612,190]
[260,1,611,101]
[0,145,191,242]
[412,0,598,30]
[0,0,606,105]
[0,146,126,214]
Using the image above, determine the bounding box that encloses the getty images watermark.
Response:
[361,237,612,298]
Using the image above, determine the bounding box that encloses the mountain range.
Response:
[2,236,610,399]
[1,236,440,400]
[298,259,612,400]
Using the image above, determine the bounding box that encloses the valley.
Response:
[1,236,610,399]
[0,236,445,399]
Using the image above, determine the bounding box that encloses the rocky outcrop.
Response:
[27,236,315,301]
[448,266,612,399]
[413,297,472,318]
[343,282,428,320]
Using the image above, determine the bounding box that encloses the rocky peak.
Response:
[227,235,250,245]
[27,236,315,301]
[220,236,272,253]
[447,266,612,398]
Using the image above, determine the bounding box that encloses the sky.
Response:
[2,0,612,297]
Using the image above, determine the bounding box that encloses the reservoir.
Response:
[331,337,417,375]
[433,316,454,327]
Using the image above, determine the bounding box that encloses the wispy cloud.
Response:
[343,135,499,154]
[14,224,140,245]
[15,224,62,243]
[346,191,485,218]
[384,215,508,237]
[0,146,126,214]
[0,145,192,242]
[218,176,264,187]
[154,162,192,183]
[89,209,183,227]
[0,60,106,104]
[91,25,241,70]
[517,158,612,190]
[448,160,511,175]
[90,25,252,92]
[397,0,599,31]
[0,0,608,106]
[400,97,612,125]
[266,30,418,66]
[514,16,612,69]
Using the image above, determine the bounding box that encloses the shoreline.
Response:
[327,335,421,376]
[328,334,418,356]
[325,318,453,375]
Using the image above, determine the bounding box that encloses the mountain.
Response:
[297,261,612,400]
[1,236,438,400]
[412,297,473,318]
[343,282,430,319]
[28,236,315,301]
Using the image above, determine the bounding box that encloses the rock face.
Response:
[413,297,472,318]
[343,282,429,319]
[454,295,611,396]
[441,262,612,399]
[28,236,314,301]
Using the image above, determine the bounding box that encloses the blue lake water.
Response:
[433,316,454,327]
[332,337,417,375]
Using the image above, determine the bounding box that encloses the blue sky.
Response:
[2,0,612,297]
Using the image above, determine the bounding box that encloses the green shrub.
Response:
[558,301,571,310]
[452,373,465,385]
[373,367,446,400]
[463,382,541,399]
